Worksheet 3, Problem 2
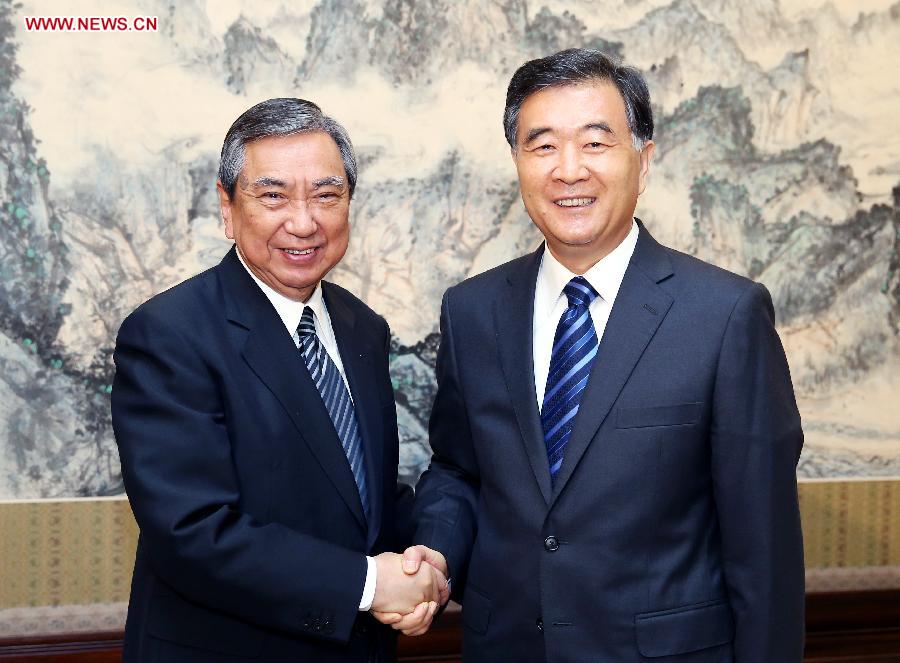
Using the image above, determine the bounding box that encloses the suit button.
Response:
[536,618,544,631]
[544,536,559,552]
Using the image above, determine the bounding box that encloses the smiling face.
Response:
[512,81,654,274]
[217,131,350,302]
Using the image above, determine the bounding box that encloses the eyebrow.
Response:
[524,127,551,145]
[246,176,287,189]
[312,176,345,189]
[523,122,617,146]
[585,122,615,135]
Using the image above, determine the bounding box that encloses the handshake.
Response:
[370,545,450,636]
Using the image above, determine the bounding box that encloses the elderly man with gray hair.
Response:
[403,48,805,661]
[112,97,447,663]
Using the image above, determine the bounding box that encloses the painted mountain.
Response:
[0,0,897,497]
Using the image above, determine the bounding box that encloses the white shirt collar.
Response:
[535,219,639,323]
[234,247,327,336]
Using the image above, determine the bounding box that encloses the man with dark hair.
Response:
[112,97,447,662]
[404,49,805,660]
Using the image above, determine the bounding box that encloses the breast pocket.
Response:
[615,402,702,429]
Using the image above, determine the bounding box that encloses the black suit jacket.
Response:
[414,223,805,662]
[112,247,412,662]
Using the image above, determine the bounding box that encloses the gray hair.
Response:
[218,98,358,199]
[504,48,653,151]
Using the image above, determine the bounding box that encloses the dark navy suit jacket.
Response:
[414,223,805,662]
[112,247,412,662]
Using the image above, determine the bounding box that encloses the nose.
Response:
[553,144,588,184]
[283,199,317,237]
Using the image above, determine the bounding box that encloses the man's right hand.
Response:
[371,546,450,636]
[370,551,447,614]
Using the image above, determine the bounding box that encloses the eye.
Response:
[535,144,555,152]
[262,191,285,200]
[587,142,608,149]
[314,191,343,203]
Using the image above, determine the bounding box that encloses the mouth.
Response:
[554,197,596,208]
[279,247,319,262]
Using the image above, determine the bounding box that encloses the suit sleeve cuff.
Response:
[358,555,376,611]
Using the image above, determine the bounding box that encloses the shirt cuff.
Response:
[358,555,376,611]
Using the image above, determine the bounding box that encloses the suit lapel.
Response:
[323,282,385,549]
[494,247,553,504]
[218,248,367,531]
[549,225,675,504]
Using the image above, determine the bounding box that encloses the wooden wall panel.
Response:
[1,591,899,662]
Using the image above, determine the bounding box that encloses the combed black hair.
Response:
[504,48,653,150]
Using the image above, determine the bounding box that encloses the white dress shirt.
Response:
[533,220,639,409]
[236,250,352,394]
[236,250,377,611]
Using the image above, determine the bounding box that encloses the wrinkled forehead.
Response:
[239,132,346,185]
[517,80,629,130]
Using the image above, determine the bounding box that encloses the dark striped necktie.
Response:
[297,307,370,522]
[541,276,600,483]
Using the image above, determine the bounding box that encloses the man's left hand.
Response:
[371,545,449,636]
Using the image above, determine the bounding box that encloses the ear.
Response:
[637,140,655,196]
[216,181,235,240]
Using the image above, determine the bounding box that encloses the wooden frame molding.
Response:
[805,589,900,662]
[0,631,122,662]
[1,591,898,662]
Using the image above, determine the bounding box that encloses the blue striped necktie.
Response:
[297,307,370,521]
[541,276,600,483]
